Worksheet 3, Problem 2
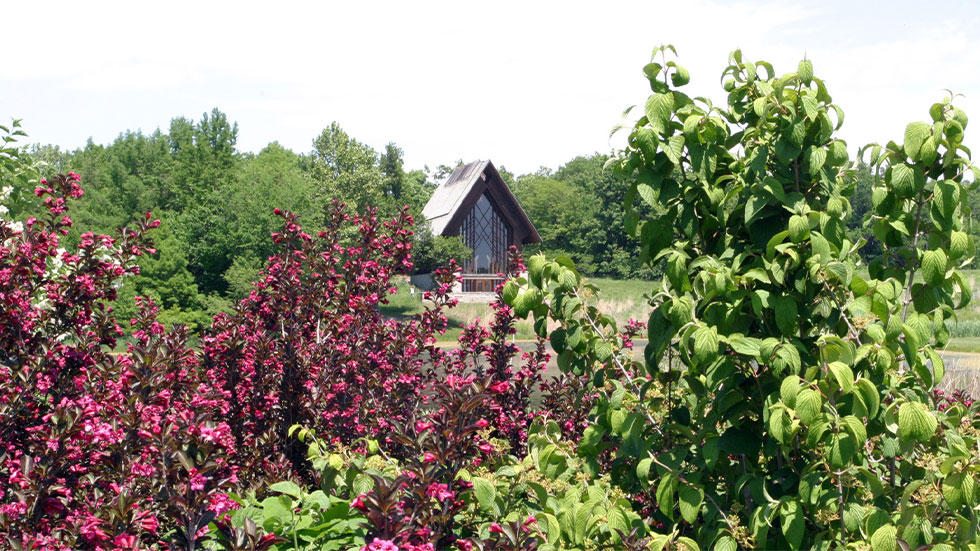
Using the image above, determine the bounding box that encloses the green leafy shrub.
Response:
[508,46,980,550]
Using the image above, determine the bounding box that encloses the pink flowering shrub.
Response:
[0,174,236,550]
[440,250,548,455]
[201,203,462,486]
[202,205,549,488]
[1,170,551,549]
[354,378,496,550]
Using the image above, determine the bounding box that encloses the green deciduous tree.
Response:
[308,122,385,217]
[512,172,604,272]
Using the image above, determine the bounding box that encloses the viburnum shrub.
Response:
[0,171,237,550]
[508,47,980,550]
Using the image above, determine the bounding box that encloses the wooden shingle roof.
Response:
[421,160,540,244]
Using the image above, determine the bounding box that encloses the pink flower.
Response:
[113,534,138,549]
[426,482,454,501]
[208,493,240,514]
[422,452,437,463]
[489,522,504,534]
[363,539,399,551]
[188,468,208,491]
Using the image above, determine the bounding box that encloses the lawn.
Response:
[382,270,980,349]
[380,276,657,342]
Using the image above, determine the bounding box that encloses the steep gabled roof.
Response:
[421,160,540,243]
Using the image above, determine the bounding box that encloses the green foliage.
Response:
[224,254,264,300]
[0,119,41,219]
[181,141,316,293]
[114,217,217,331]
[461,420,645,548]
[412,217,472,274]
[514,155,658,279]
[308,122,387,218]
[508,46,980,550]
[216,486,366,551]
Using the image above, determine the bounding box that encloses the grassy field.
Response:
[379,271,980,394]
[380,276,657,342]
[382,270,980,346]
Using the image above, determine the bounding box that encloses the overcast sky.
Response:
[4,0,979,176]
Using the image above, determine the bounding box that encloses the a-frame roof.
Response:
[422,160,541,244]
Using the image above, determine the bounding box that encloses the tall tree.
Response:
[553,153,654,278]
[169,108,239,211]
[512,173,604,272]
[307,122,384,216]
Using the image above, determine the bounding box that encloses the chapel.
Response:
[420,160,540,294]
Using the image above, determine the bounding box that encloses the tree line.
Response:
[11,108,980,330]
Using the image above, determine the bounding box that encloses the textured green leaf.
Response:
[798,59,813,84]
[780,499,804,550]
[950,231,970,260]
[678,484,704,523]
[828,432,856,468]
[657,474,676,520]
[904,122,930,161]
[788,214,809,243]
[646,93,674,134]
[870,524,897,551]
[842,415,867,445]
[843,502,866,533]
[636,183,658,208]
[713,535,737,551]
[898,401,937,442]
[728,334,762,357]
[635,128,659,160]
[920,135,938,164]
[925,349,945,386]
[780,376,799,407]
[637,457,653,488]
[889,163,915,197]
[261,495,293,522]
[828,362,854,394]
[501,281,519,304]
[809,147,827,173]
[667,252,690,291]
[921,249,948,286]
[942,471,976,509]
[664,134,686,164]
[557,269,578,291]
[671,65,691,86]
[693,325,719,365]
[268,481,302,499]
[573,502,591,543]
[684,114,702,136]
[797,388,822,425]
[472,477,496,510]
[801,95,818,120]
[770,407,790,444]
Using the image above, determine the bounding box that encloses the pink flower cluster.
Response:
[1,174,235,550]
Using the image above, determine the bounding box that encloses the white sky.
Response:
[4,0,979,176]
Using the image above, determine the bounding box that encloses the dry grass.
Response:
[380,276,655,342]
[937,349,980,397]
